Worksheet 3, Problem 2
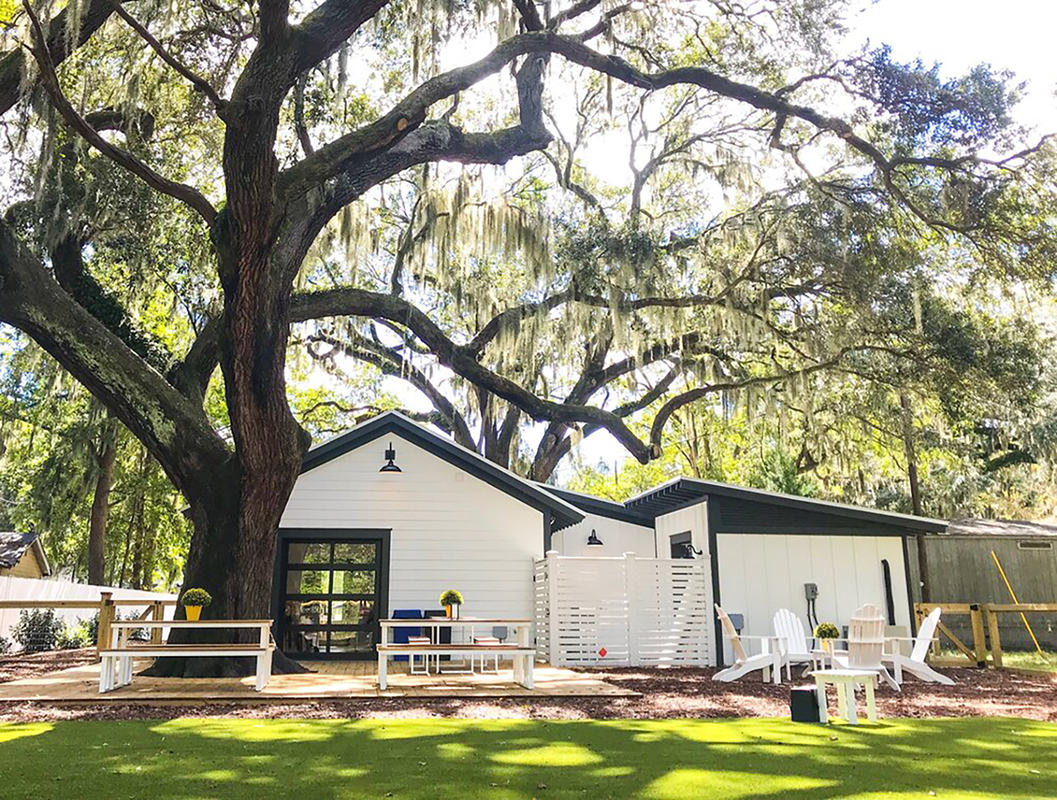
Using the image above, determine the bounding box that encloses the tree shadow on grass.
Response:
[0,716,1053,799]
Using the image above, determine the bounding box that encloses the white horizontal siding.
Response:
[552,513,656,557]
[281,433,543,618]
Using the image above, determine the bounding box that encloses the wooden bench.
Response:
[99,619,274,693]
[376,643,535,690]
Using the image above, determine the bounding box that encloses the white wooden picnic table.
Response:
[377,618,535,690]
[100,619,274,693]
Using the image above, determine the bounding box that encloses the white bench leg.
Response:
[99,655,111,693]
[255,649,272,691]
[522,655,534,690]
[378,650,387,690]
[121,655,133,686]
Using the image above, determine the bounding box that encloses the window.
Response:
[1018,540,1053,551]
[670,531,695,559]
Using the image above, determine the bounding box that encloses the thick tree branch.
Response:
[23,2,217,225]
[291,0,391,74]
[288,287,655,462]
[0,220,230,497]
[278,35,551,199]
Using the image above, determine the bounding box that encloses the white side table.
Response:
[811,669,878,724]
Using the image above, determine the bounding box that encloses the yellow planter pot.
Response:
[185,605,202,621]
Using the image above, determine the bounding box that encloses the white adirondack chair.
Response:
[772,608,816,678]
[883,608,954,685]
[713,605,785,684]
[829,603,900,690]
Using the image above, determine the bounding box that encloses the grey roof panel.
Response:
[943,518,1057,538]
[0,531,42,569]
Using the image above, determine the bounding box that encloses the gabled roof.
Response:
[944,518,1057,538]
[0,531,51,575]
[301,411,585,531]
[624,477,947,533]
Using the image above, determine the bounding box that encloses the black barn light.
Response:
[379,442,402,473]
[585,529,604,548]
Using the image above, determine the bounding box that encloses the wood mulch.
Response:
[0,648,97,685]
[0,654,1054,723]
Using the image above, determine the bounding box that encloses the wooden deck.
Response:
[0,658,635,704]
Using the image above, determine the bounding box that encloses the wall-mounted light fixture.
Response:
[682,542,703,558]
[585,529,604,548]
[379,442,402,473]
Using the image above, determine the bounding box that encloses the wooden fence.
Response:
[915,602,1057,668]
[0,592,177,656]
[534,551,712,667]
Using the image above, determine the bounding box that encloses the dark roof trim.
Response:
[301,412,585,531]
[624,478,948,533]
[0,531,51,575]
[536,485,655,527]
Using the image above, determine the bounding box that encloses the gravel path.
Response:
[0,655,1054,723]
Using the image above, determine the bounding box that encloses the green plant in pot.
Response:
[181,588,212,622]
[814,622,840,654]
[440,589,463,619]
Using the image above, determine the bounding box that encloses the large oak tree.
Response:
[0,0,1052,674]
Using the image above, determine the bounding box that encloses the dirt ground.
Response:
[1,651,1055,723]
[0,648,97,684]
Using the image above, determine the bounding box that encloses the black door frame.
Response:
[273,528,391,660]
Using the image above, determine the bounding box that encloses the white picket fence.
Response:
[533,551,713,667]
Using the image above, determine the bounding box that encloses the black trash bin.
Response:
[790,685,820,723]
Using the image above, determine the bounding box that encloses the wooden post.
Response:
[151,601,164,644]
[97,591,113,658]
[985,606,1003,668]
[969,603,987,668]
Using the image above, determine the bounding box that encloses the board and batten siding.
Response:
[716,533,911,644]
[552,514,656,557]
[280,433,544,618]
[655,503,709,560]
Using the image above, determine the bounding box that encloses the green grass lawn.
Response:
[1001,650,1057,673]
[0,716,1053,799]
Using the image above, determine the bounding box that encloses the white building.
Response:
[276,411,945,665]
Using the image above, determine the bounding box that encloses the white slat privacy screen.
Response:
[534,551,713,667]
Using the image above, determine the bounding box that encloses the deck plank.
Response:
[0,658,636,703]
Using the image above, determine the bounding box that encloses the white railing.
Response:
[533,550,713,667]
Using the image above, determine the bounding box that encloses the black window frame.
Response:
[273,528,391,661]
[670,531,694,559]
